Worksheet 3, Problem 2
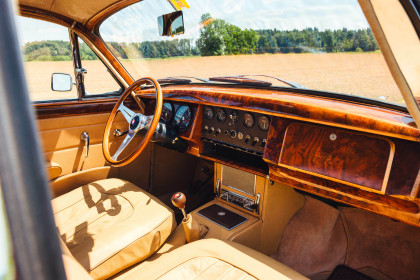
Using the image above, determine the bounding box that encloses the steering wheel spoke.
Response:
[119,103,136,123]
[112,133,135,161]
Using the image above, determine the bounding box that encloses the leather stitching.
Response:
[89,213,174,272]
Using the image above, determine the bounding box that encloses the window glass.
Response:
[100,0,403,105]
[17,16,77,101]
[78,38,122,96]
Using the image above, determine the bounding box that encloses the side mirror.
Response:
[158,11,184,36]
[51,73,73,91]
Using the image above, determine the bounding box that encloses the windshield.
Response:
[100,0,404,104]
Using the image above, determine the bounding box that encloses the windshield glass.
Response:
[100,0,403,104]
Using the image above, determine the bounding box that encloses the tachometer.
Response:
[204,106,214,120]
[174,105,191,131]
[243,113,254,128]
[161,102,173,123]
[216,108,226,122]
[258,116,270,131]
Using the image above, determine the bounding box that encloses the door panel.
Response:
[38,113,123,175]
[37,112,151,190]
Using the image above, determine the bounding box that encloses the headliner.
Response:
[19,0,140,26]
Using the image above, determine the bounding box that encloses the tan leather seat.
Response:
[118,239,308,280]
[53,178,176,280]
[61,238,308,280]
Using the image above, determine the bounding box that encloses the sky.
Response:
[17,0,370,43]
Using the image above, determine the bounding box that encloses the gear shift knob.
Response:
[171,192,186,209]
[171,192,188,220]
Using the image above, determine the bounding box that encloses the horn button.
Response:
[130,115,140,130]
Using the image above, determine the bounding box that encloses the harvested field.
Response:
[24,53,403,104]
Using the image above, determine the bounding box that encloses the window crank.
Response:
[81,132,89,158]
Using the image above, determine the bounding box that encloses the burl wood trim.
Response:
[411,169,420,198]
[141,85,419,142]
[35,98,138,119]
[386,139,420,196]
[278,123,395,193]
[269,165,420,226]
[263,117,293,164]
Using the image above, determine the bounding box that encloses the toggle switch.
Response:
[251,137,259,147]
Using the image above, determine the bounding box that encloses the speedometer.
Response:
[174,105,191,131]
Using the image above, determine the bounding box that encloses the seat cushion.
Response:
[52,178,176,280]
[118,239,308,280]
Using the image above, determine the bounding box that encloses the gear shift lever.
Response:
[171,192,208,243]
[171,192,188,221]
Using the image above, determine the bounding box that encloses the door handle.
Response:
[81,132,89,158]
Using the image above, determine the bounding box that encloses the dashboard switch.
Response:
[215,128,221,136]
[210,127,215,135]
[244,135,251,144]
[251,137,260,147]
[230,130,237,138]
[261,138,267,148]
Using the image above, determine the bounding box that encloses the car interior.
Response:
[0,0,419,280]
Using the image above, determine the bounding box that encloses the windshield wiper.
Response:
[158,76,212,84]
[209,75,305,89]
[239,74,306,89]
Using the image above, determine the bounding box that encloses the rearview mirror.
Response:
[158,11,184,36]
[51,73,73,91]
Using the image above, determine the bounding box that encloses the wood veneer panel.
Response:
[269,164,420,226]
[386,139,420,196]
[263,117,292,164]
[35,98,137,119]
[279,123,394,192]
[140,85,419,142]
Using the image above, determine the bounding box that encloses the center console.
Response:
[190,163,267,249]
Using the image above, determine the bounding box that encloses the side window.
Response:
[17,16,78,101]
[78,38,122,96]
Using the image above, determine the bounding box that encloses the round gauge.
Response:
[216,108,227,122]
[174,105,192,131]
[161,102,173,122]
[204,106,214,120]
[258,116,270,131]
[243,113,254,128]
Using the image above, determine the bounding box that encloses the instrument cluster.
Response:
[160,102,192,132]
[202,106,271,155]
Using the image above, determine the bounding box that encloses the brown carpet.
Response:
[274,196,347,276]
[274,196,420,280]
[341,207,420,280]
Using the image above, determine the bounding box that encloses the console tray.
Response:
[197,204,248,230]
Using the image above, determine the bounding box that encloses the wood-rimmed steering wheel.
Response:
[103,77,162,166]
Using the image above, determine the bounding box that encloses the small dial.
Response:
[161,102,173,122]
[258,116,270,131]
[243,113,254,128]
[204,106,214,120]
[174,105,191,131]
[216,108,227,122]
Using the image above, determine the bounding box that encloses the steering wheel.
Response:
[103,77,162,166]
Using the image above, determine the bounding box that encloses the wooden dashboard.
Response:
[140,84,420,227]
